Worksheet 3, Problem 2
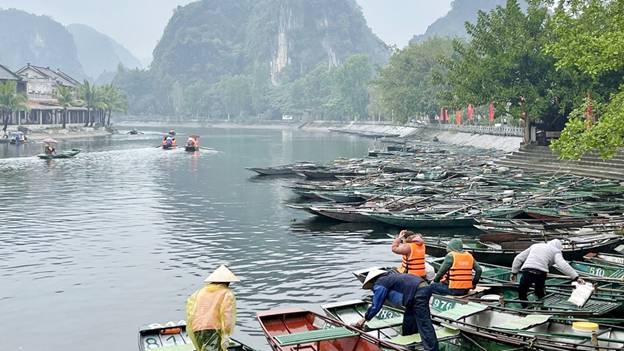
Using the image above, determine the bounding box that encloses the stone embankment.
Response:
[497,145,624,181]
[328,122,522,152]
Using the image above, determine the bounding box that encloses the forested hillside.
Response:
[115,0,390,119]
[410,0,524,44]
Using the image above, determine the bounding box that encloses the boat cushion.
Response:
[436,302,487,321]
[388,326,460,345]
[497,314,552,330]
[275,327,357,346]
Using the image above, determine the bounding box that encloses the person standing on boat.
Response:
[186,265,239,351]
[353,270,438,351]
[510,239,584,307]
[392,230,428,279]
[430,238,482,296]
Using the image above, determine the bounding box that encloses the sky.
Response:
[0,0,452,66]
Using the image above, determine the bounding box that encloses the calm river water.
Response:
[0,127,404,351]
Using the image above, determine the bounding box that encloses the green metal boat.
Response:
[321,299,526,351]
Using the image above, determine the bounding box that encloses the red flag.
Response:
[443,108,448,123]
[488,102,495,123]
[455,110,462,125]
[467,104,474,120]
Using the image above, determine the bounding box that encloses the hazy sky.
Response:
[0,0,452,65]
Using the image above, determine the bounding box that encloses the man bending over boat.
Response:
[510,239,584,308]
[186,265,239,351]
[430,238,482,296]
[353,270,438,351]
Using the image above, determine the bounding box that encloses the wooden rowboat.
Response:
[257,307,401,351]
[137,320,255,351]
[37,148,81,159]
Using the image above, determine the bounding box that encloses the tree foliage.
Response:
[545,0,624,158]
[374,38,454,123]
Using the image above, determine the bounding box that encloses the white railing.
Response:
[418,123,523,137]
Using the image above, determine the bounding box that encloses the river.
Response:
[0,127,405,351]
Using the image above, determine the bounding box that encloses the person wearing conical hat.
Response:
[186,264,240,351]
[353,269,438,351]
[430,238,482,297]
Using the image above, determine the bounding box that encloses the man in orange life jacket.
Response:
[430,238,482,296]
[392,230,427,279]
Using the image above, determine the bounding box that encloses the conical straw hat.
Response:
[204,265,240,283]
[362,269,386,290]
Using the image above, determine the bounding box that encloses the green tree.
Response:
[545,0,624,159]
[443,1,560,120]
[55,86,74,129]
[330,54,373,120]
[100,84,127,126]
[374,38,454,123]
[0,81,28,133]
[79,80,98,126]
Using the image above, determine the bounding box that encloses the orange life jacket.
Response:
[448,251,474,289]
[398,242,426,277]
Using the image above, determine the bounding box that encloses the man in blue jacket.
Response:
[353,269,438,351]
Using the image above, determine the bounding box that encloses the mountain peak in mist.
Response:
[67,23,142,82]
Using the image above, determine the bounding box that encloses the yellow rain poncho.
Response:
[186,283,237,351]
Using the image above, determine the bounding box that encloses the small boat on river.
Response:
[424,234,624,266]
[138,320,255,351]
[257,307,401,351]
[185,135,200,152]
[37,148,81,159]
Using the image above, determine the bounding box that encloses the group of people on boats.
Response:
[185,231,583,351]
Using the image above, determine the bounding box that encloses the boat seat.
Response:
[436,302,487,321]
[497,314,552,330]
[275,327,357,346]
[365,316,403,329]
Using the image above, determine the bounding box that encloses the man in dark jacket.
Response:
[353,270,438,351]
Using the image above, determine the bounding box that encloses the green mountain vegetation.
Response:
[115,0,390,119]
[0,9,85,78]
[67,23,142,83]
[410,0,525,44]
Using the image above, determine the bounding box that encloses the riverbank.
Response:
[117,120,522,151]
[6,124,112,141]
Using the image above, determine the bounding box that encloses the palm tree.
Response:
[100,84,127,127]
[79,80,97,127]
[55,86,73,129]
[0,81,29,134]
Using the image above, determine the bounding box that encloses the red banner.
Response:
[488,102,495,123]
[455,110,462,125]
[467,104,474,120]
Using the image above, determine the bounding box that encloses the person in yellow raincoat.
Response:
[186,265,239,351]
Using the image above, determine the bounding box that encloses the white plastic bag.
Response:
[568,281,594,307]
